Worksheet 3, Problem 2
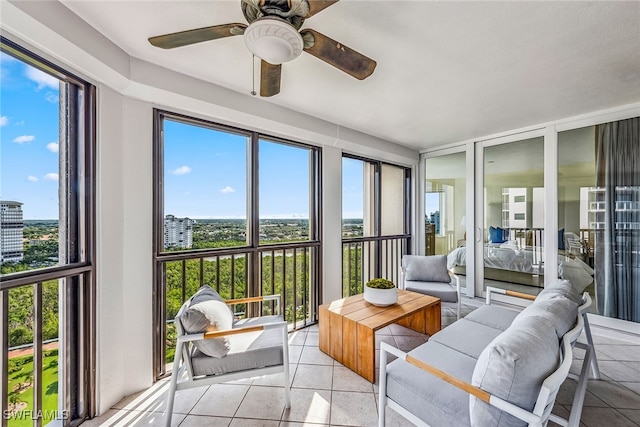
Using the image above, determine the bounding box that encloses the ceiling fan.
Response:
[148,0,376,97]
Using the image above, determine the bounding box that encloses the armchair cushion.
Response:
[178,285,233,358]
[191,324,284,376]
[405,280,458,303]
[403,255,451,283]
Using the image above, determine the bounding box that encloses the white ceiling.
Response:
[60,0,640,151]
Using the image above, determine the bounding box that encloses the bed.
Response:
[446,244,595,292]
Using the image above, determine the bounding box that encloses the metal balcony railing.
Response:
[1,266,92,427]
[342,235,410,297]
[159,242,320,365]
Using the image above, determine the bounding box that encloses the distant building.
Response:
[428,211,441,234]
[164,215,193,249]
[0,200,24,262]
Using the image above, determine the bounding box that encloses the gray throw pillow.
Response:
[470,315,560,427]
[179,285,233,358]
[513,296,578,339]
[536,279,582,305]
[403,255,451,283]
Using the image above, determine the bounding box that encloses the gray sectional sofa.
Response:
[378,280,598,427]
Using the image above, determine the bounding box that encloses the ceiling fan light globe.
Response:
[244,17,303,64]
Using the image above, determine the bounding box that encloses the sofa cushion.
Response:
[513,297,578,339]
[178,285,233,358]
[429,319,503,359]
[470,315,560,427]
[403,255,452,283]
[536,279,582,305]
[386,341,475,427]
[464,305,520,331]
[405,280,458,302]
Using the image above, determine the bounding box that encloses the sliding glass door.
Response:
[424,151,469,294]
[477,134,545,297]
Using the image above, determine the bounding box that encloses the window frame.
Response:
[152,109,322,378]
[0,36,96,426]
[341,153,411,294]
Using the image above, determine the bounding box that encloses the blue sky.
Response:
[1,49,365,220]
[165,120,367,219]
[1,51,61,220]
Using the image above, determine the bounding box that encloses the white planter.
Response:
[363,285,398,307]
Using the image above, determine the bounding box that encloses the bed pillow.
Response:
[403,255,451,283]
[178,285,233,358]
[489,226,508,244]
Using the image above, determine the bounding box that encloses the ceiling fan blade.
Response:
[260,61,282,97]
[306,0,340,17]
[148,23,246,49]
[301,29,376,80]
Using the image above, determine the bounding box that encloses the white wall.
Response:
[1,0,419,415]
[95,85,126,412]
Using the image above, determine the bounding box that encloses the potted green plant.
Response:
[363,278,397,306]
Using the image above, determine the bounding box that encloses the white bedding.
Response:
[447,245,595,292]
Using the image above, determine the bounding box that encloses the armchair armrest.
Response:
[226,294,282,316]
[178,320,288,343]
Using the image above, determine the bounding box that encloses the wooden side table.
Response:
[318,290,441,382]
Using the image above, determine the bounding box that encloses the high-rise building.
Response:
[163,214,193,249]
[0,200,24,262]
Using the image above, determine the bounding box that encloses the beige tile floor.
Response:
[85,301,640,427]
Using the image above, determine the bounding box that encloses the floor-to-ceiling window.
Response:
[153,111,321,377]
[341,156,410,296]
[0,37,96,426]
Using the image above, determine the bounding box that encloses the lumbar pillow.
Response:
[178,285,233,358]
[403,255,451,283]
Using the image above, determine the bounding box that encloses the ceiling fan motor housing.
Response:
[244,16,304,64]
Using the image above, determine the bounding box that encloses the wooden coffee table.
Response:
[318,290,441,382]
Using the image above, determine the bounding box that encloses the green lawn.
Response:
[7,350,59,426]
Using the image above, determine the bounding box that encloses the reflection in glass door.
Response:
[425,152,467,291]
[481,137,544,296]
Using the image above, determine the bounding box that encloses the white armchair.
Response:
[401,255,461,319]
[165,285,291,427]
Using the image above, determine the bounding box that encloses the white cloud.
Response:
[44,173,59,181]
[27,175,39,182]
[25,66,59,90]
[220,186,235,194]
[172,166,191,175]
[45,92,59,103]
[13,135,35,144]
[47,142,59,153]
[0,116,7,127]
